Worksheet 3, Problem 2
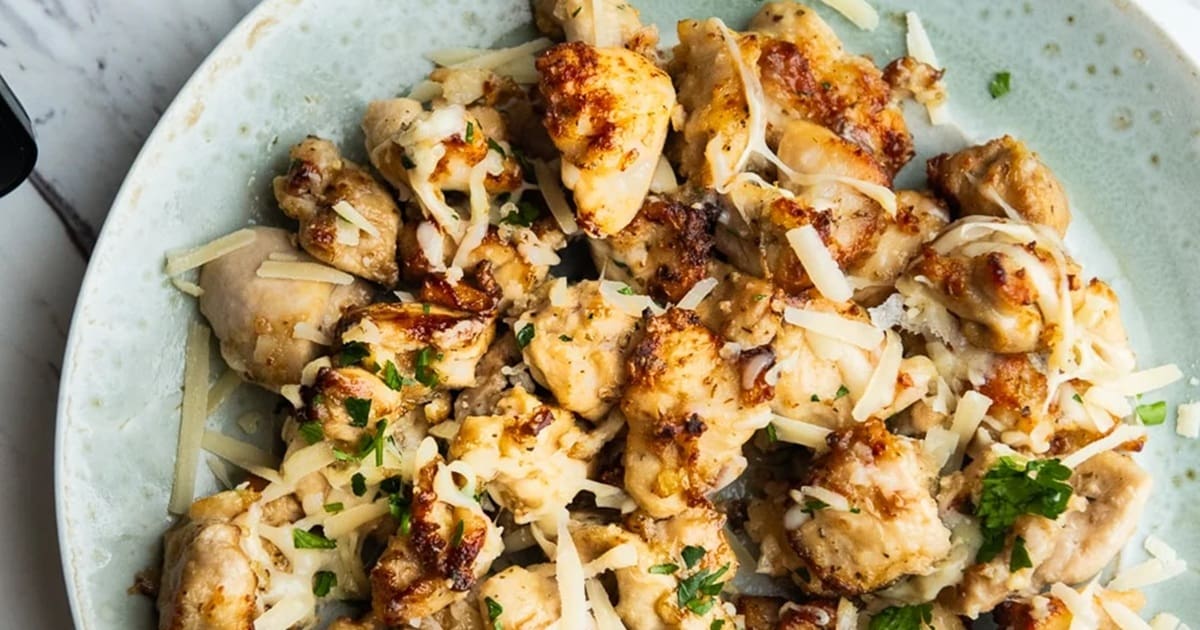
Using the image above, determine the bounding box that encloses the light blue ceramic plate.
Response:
[55,0,1200,627]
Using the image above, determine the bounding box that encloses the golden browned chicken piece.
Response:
[928,136,1071,237]
[273,136,402,286]
[450,387,607,524]
[198,226,373,391]
[787,420,952,596]
[883,56,948,122]
[589,195,718,303]
[516,279,644,421]
[360,99,523,239]
[944,451,1152,618]
[537,42,676,236]
[370,446,503,626]
[476,566,560,628]
[621,308,771,518]
[695,264,782,348]
[670,4,912,187]
[533,0,662,59]
[158,491,259,630]
[993,588,1144,630]
[574,507,739,630]
[899,216,1074,354]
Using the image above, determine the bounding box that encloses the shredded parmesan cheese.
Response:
[292,322,331,346]
[1177,401,1200,438]
[675,277,718,310]
[783,306,883,349]
[1060,423,1145,469]
[1050,582,1099,630]
[324,500,391,539]
[256,260,355,285]
[1150,614,1183,630]
[533,159,579,235]
[599,280,665,317]
[793,486,851,512]
[205,369,243,416]
[835,597,859,630]
[279,384,303,409]
[905,12,939,68]
[946,391,992,471]
[923,426,958,470]
[253,597,310,630]
[1110,364,1183,396]
[555,509,588,630]
[164,228,256,276]
[770,414,833,450]
[1100,599,1152,630]
[331,200,381,238]
[202,430,280,470]
[649,156,679,194]
[852,331,902,421]
[170,277,205,297]
[822,0,879,29]
[587,579,627,630]
[447,38,552,71]
[786,226,853,302]
[168,322,211,514]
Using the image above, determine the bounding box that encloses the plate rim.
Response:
[51,0,1200,628]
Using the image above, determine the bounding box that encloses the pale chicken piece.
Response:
[589,195,718,303]
[198,226,372,391]
[533,0,661,60]
[621,308,771,518]
[928,136,1071,237]
[574,507,739,630]
[453,335,523,420]
[943,451,1152,617]
[361,99,522,239]
[370,450,503,626]
[476,566,560,629]
[537,42,676,236]
[694,264,782,348]
[786,420,952,596]
[994,588,1145,630]
[516,279,643,421]
[853,190,951,303]
[745,489,805,578]
[450,387,599,524]
[899,216,1077,354]
[158,491,259,630]
[273,136,402,286]
[669,6,912,187]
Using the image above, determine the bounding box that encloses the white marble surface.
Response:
[0,0,1197,627]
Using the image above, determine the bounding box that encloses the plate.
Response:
[55,0,1200,627]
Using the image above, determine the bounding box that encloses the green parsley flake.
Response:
[1072,393,1083,403]
[766,423,778,443]
[298,421,324,445]
[1136,400,1167,426]
[312,570,337,597]
[500,201,542,227]
[422,302,431,314]
[338,341,370,366]
[869,603,933,630]
[617,285,635,296]
[381,360,406,391]
[485,596,504,630]
[974,456,1072,562]
[464,121,475,143]
[451,519,466,547]
[344,397,371,428]
[351,472,367,497]
[400,153,416,169]
[332,448,356,462]
[516,324,536,348]
[753,294,768,301]
[1010,536,1033,571]
[559,334,574,342]
[571,6,582,17]
[802,498,829,515]
[323,502,344,514]
[676,563,729,616]
[711,621,726,630]
[681,545,706,569]
[835,385,850,398]
[486,137,506,157]
[988,71,1012,98]
[649,563,679,575]
[415,346,440,388]
[365,419,389,466]
[811,394,820,402]
[293,527,337,550]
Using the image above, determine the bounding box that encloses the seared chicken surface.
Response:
[159,2,1178,628]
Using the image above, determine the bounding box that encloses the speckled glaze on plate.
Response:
[55,0,1200,627]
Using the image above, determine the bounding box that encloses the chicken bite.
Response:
[621,308,771,518]
[273,136,402,286]
[786,419,952,596]
[533,0,662,60]
[516,279,644,421]
[476,566,560,629]
[198,226,373,391]
[993,588,1144,630]
[928,136,1071,237]
[537,42,676,236]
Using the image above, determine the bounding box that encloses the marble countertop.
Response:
[0,0,1198,627]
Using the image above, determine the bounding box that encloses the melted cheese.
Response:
[256,261,355,285]
[555,510,589,629]
[783,306,883,349]
[675,277,718,310]
[785,225,854,302]
[851,330,902,421]
[533,159,580,235]
[168,322,211,515]
[164,228,257,276]
[291,322,331,346]
[331,200,381,237]
[1060,423,1145,469]
[201,430,280,470]
[1100,599,1152,630]
[170,277,204,297]
[769,414,833,449]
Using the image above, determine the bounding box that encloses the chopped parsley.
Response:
[766,423,778,443]
[388,495,411,534]
[649,563,679,575]
[711,621,726,630]
[415,346,440,388]
[312,570,337,597]
[338,341,370,366]
[1136,400,1167,426]
[617,285,635,295]
[298,421,324,445]
[464,121,475,143]
[676,562,729,616]
[869,603,933,630]
[451,519,466,547]
[753,294,768,301]
[332,448,356,462]
[351,472,367,497]
[570,6,582,17]
[379,476,403,494]
[344,397,371,428]
[500,201,542,227]
[486,137,506,157]
[400,153,416,169]
[559,334,574,342]
[293,527,337,550]
[516,324,536,348]
[835,385,850,399]
[974,456,1072,562]
[1010,536,1033,571]
[485,596,504,630]
[811,394,820,402]
[1072,393,1083,403]
[363,419,389,466]
[681,545,706,570]
[988,71,1012,98]
[801,498,829,515]
[323,502,344,514]
[422,302,431,314]
[381,360,406,391]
